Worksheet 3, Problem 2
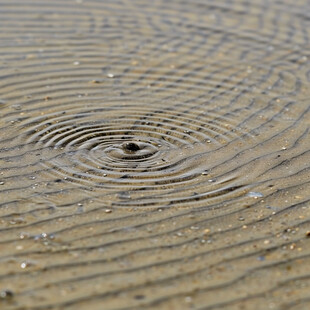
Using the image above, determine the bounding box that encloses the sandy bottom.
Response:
[0,0,310,309]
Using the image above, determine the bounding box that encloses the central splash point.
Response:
[122,142,141,153]
[103,140,159,161]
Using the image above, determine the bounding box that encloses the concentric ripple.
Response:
[2,0,307,210]
[17,98,257,208]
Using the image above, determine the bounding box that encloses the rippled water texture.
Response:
[0,0,310,309]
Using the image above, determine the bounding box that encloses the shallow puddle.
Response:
[0,0,310,309]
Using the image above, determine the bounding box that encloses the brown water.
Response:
[0,0,310,309]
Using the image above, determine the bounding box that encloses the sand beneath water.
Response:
[0,0,310,309]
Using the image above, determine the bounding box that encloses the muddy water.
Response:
[0,0,310,309]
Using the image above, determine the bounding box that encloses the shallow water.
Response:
[0,0,310,309]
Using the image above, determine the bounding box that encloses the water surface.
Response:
[0,0,310,309]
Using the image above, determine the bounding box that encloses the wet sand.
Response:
[0,0,310,309]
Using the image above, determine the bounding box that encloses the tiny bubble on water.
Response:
[20,232,30,239]
[190,226,199,230]
[247,191,264,198]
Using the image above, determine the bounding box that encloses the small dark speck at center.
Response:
[122,142,140,152]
